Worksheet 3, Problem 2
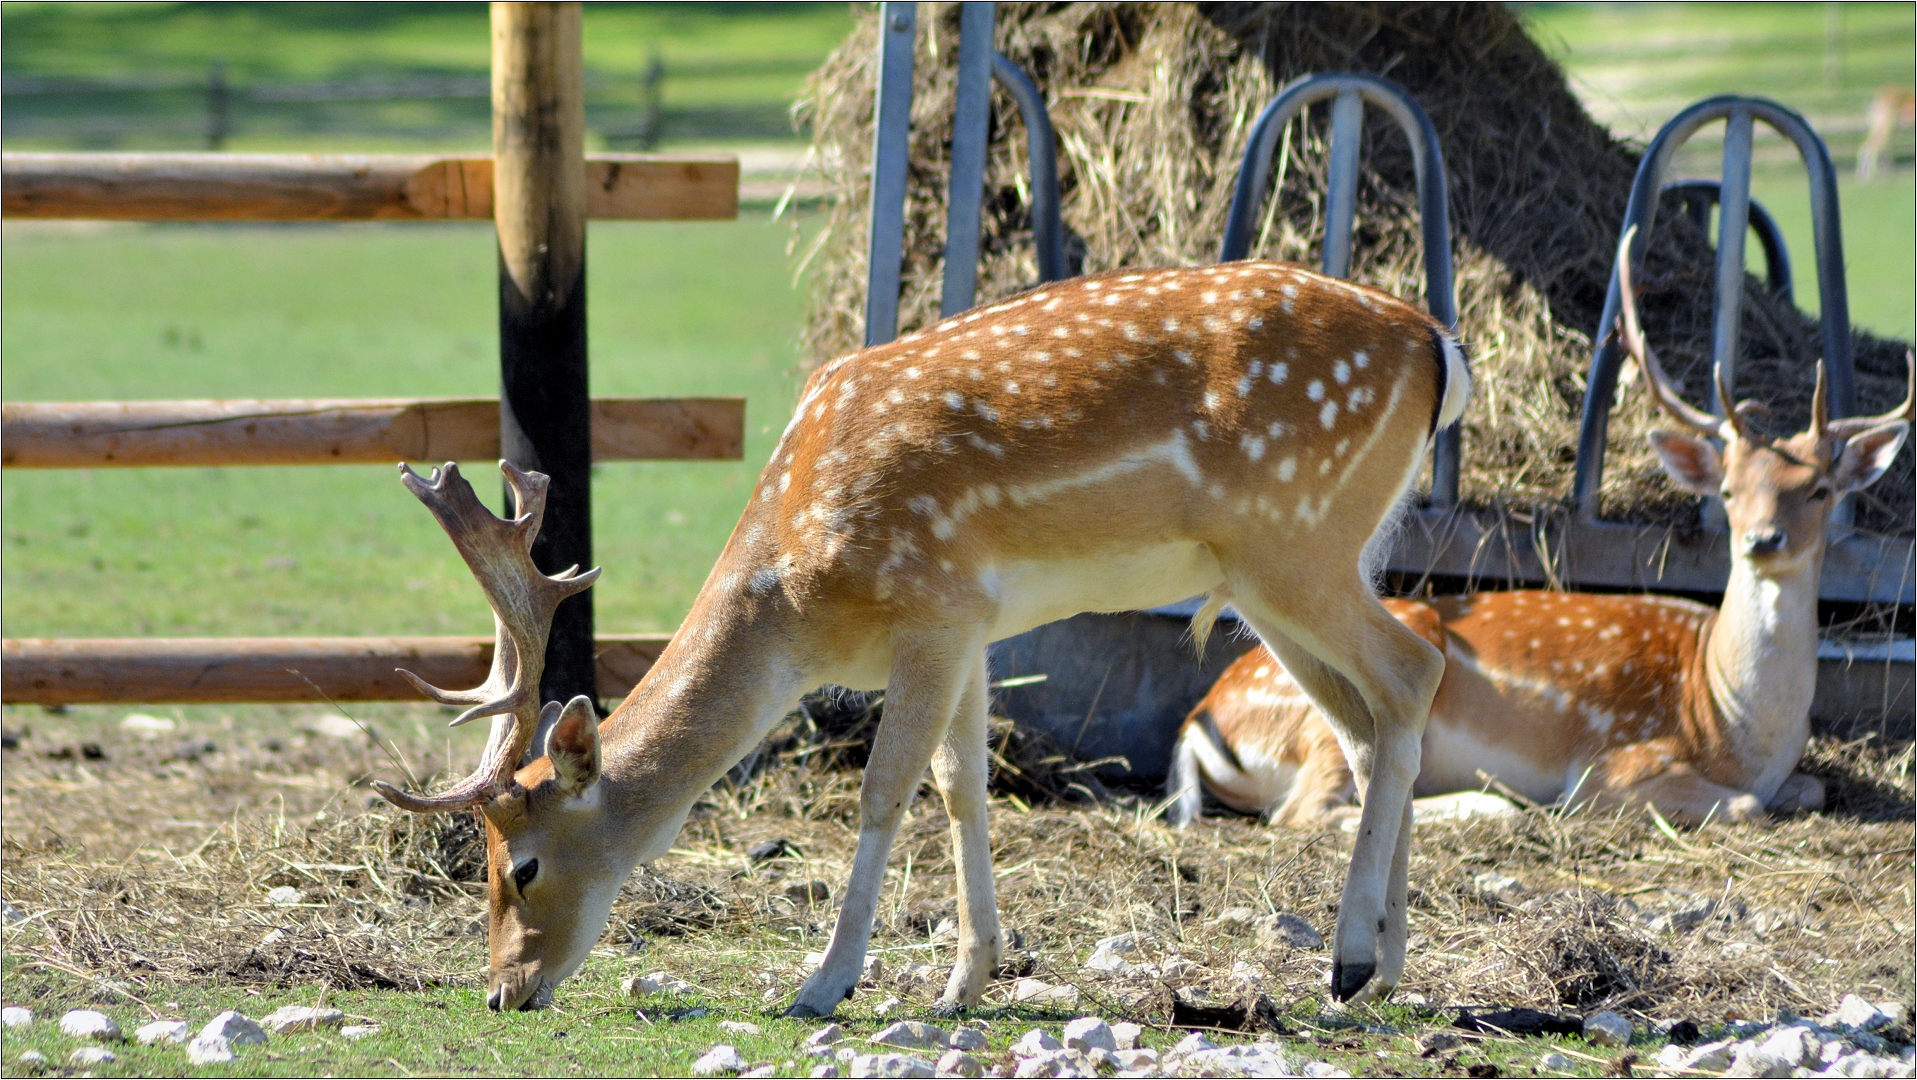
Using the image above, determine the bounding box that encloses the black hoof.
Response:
[929,1000,966,1019]
[782,1001,830,1019]
[1331,959,1375,1002]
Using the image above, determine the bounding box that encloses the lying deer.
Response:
[375,261,1470,1011]
[1168,240,1911,830]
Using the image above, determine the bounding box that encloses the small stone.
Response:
[873,1022,949,1052]
[693,1044,750,1076]
[747,838,793,862]
[721,1020,764,1037]
[786,880,833,905]
[1418,1032,1462,1055]
[341,1024,378,1040]
[812,1066,843,1080]
[17,1049,47,1066]
[1115,1048,1159,1069]
[187,1035,235,1065]
[1228,960,1263,987]
[1681,1039,1735,1071]
[950,1027,987,1052]
[266,885,305,906]
[1012,1050,1080,1079]
[68,1046,117,1066]
[0,899,24,922]
[1254,912,1324,949]
[1582,1010,1633,1047]
[1179,1043,1292,1077]
[741,1067,777,1079]
[1210,907,1261,934]
[1169,1032,1217,1058]
[1013,1029,1063,1057]
[201,1009,267,1047]
[1110,1022,1143,1051]
[851,1052,938,1078]
[1538,1051,1575,1071]
[1839,995,1894,1032]
[59,1009,122,1041]
[119,713,176,736]
[1473,871,1526,901]
[625,971,697,997]
[1874,1001,1911,1028]
[1823,1051,1903,1078]
[931,917,959,944]
[2,1006,32,1028]
[1062,1017,1116,1053]
[261,1005,345,1034]
[873,996,904,1017]
[136,1019,190,1044]
[1303,1063,1353,1078]
[937,1049,985,1078]
[1012,979,1079,1006]
[1084,934,1143,974]
[807,1024,847,1051]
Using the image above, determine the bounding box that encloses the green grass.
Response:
[1,219,811,637]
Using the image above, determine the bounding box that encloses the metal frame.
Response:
[1220,73,1463,507]
[1666,179,1794,304]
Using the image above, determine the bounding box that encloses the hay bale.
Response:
[794,3,1912,535]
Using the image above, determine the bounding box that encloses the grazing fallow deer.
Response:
[1168,244,1912,830]
[378,261,1471,1011]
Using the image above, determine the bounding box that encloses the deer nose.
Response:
[486,985,505,1011]
[1743,528,1786,555]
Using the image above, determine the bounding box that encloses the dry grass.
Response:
[790,3,1914,536]
[4,708,1910,1031]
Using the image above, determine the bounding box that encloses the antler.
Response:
[1824,350,1915,441]
[374,461,600,813]
[1614,228,1744,442]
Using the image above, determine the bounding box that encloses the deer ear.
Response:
[1648,430,1724,494]
[545,695,601,797]
[1831,421,1910,494]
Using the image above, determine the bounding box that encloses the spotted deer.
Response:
[377,261,1471,1011]
[1168,242,1912,830]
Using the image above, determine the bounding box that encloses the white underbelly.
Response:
[1417,723,1563,803]
[986,542,1223,643]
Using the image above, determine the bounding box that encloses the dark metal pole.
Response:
[989,53,1066,284]
[492,1,595,711]
[940,2,995,317]
[864,3,916,347]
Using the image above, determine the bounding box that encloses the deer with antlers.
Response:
[1168,235,1912,831]
[378,261,1471,1012]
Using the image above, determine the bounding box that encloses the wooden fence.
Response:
[0,3,735,707]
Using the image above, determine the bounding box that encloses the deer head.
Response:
[376,461,613,1011]
[1615,229,1912,570]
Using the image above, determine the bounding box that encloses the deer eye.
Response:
[512,859,539,892]
[1718,488,1734,502]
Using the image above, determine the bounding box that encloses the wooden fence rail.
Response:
[0,152,737,221]
[2,635,670,705]
[1,397,744,468]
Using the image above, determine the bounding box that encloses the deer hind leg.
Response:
[1584,754,1768,826]
[928,649,1001,1014]
[786,628,978,1018]
[1769,772,1825,814]
[1225,579,1442,1003]
[1269,722,1361,828]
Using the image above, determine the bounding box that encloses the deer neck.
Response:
[593,571,812,866]
[1702,548,1821,797]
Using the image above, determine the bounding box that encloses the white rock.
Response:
[1013,1029,1064,1057]
[1211,907,1261,934]
[1170,1032,1218,1058]
[0,900,25,922]
[187,1035,236,1065]
[895,963,940,990]
[1726,1028,1817,1077]
[1254,913,1324,949]
[721,1020,763,1037]
[950,1027,987,1052]
[1473,871,1526,900]
[17,1049,47,1065]
[741,1067,777,1079]
[851,1052,938,1078]
[1110,1022,1143,1051]
[341,1024,378,1040]
[1681,1040,1735,1071]
[812,1066,843,1080]
[267,885,305,906]
[1115,1048,1159,1069]
[936,1049,985,1078]
[1582,1010,1633,1047]
[1538,1051,1576,1071]
[1875,1001,1911,1028]
[873,1022,949,1052]
[119,713,176,736]
[1228,960,1263,987]
[625,971,697,997]
[1303,1063,1352,1078]
[261,1005,345,1034]
[201,1010,267,1046]
[136,1019,190,1044]
[1012,978,1079,1006]
[1013,1050,1087,1079]
[1156,956,1200,979]
[68,1046,117,1066]
[1178,1043,1292,1077]
[2,1006,32,1029]
[1824,1051,1904,1078]
[59,1009,121,1041]
[1839,995,1894,1032]
[693,1044,750,1076]
[1062,1017,1116,1053]
[807,1024,847,1050]
[873,996,904,1017]
[1084,934,1143,974]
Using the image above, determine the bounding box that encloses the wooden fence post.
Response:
[492,2,596,712]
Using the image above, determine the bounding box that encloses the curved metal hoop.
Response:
[1220,72,1462,506]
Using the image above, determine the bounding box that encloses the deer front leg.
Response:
[1769,772,1825,814]
[1589,757,1768,826]
[929,650,1001,1014]
[786,631,974,1018]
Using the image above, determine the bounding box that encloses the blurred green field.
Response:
[0,219,810,637]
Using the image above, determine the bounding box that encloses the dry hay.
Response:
[3,712,1911,1029]
[791,3,1914,536]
